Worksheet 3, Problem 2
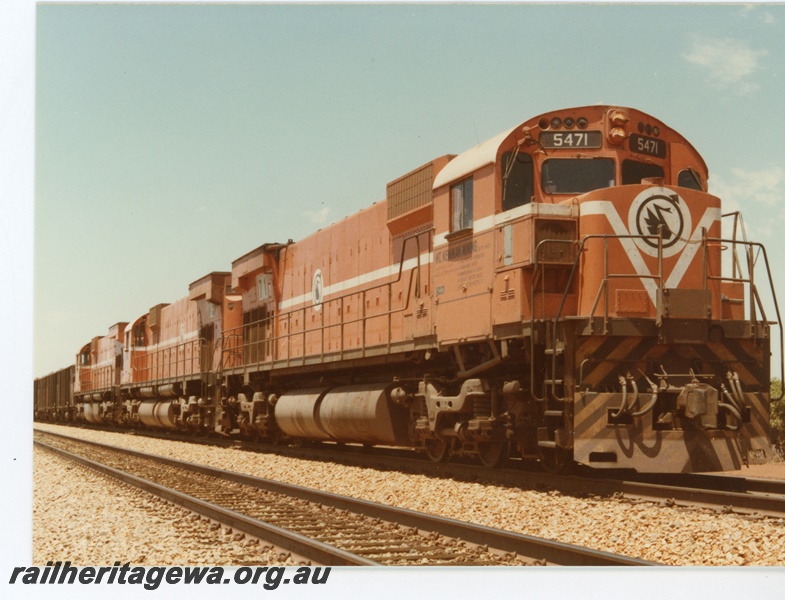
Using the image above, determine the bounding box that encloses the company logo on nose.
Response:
[628,188,691,258]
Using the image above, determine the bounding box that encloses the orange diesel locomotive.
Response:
[36,105,781,473]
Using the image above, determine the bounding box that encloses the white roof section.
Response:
[433,126,515,190]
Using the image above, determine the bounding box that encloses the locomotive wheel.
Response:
[540,446,573,474]
[424,439,449,463]
[267,428,283,446]
[477,441,507,468]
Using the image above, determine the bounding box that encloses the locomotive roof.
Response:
[432,127,514,190]
[432,105,708,191]
[188,271,231,288]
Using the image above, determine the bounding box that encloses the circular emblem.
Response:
[311,269,324,310]
[628,187,692,258]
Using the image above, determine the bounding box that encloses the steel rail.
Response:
[35,431,655,567]
[587,476,785,518]
[248,442,785,518]
[36,439,375,566]
[35,425,785,518]
[622,472,785,505]
[233,440,785,517]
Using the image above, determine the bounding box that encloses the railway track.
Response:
[632,471,785,498]
[34,430,654,567]
[590,471,785,518]
[36,423,785,518]
[264,440,785,518]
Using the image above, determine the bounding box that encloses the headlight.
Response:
[608,127,627,145]
[609,109,629,126]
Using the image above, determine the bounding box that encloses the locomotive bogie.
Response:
[230,392,275,440]
[405,377,520,465]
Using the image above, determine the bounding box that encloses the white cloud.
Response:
[712,174,780,298]
[713,166,785,207]
[304,206,331,224]
[683,37,766,95]
[711,166,785,240]
[737,5,776,24]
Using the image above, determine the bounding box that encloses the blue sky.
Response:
[15,3,785,378]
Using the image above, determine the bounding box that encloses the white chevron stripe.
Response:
[579,200,719,305]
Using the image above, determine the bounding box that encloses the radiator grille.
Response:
[387,163,433,220]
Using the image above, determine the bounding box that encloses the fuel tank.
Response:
[273,388,333,440]
[275,383,411,445]
[137,400,178,429]
[82,402,104,425]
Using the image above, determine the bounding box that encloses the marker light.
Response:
[550,117,562,129]
[577,117,588,129]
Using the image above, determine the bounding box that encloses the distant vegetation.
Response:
[772,378,784,460]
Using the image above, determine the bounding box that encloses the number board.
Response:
[539,131,602,149]
[629,134,666,158]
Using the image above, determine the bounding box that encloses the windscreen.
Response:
[541,158,615,194]
[622,160,664,184]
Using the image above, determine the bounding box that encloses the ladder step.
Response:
[544,348,564,355]
[544,379,563,385]
[538,441,557,448]
[544,410,564,418]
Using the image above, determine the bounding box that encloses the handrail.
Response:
[529,238,579,402]
[704,237,784,399]
[530,230,666,402]
[721,211,749,281]
[127,338,202,388]
[529,229,783,403]
[76,364,115,394]
[222,231,428,371]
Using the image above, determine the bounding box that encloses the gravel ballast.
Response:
[34,446,300,566]
[34,423,785,566]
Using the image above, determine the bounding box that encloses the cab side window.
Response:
[450,178,473,231]
[678,169,703,191]
[502,151,534,211]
